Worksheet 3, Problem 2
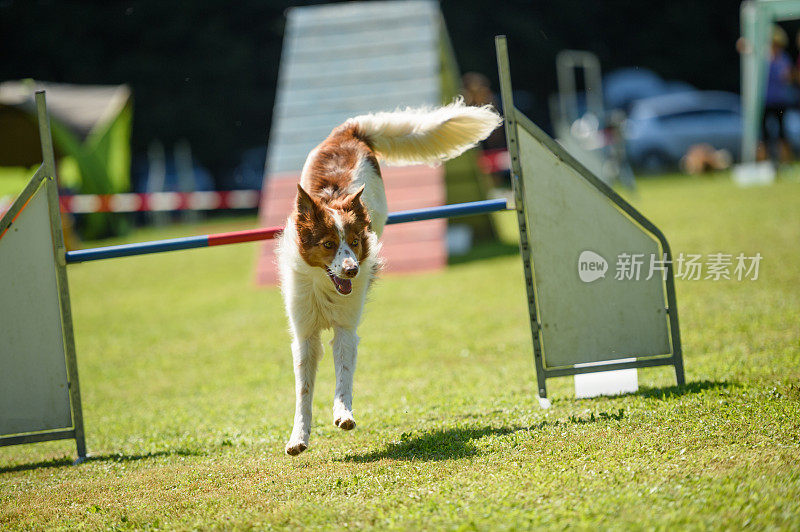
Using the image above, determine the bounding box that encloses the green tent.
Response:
[0,80,132,238]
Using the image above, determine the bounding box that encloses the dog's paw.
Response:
[333,410,356,431]
[285,438,308,456]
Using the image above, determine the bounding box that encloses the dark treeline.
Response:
[1,0,754,185]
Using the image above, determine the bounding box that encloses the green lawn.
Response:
[0,167,39,198]
[1,174,799,530]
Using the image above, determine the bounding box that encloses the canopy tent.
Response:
[0,80,132,238]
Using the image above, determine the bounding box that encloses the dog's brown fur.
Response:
[301,124,380,200]
[292,124,377,273]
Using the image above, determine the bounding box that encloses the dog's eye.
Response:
[351,238,359,246]
[323,241,335,249]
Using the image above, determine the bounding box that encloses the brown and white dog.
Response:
[277,98,502,455]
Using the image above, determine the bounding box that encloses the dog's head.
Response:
[294,184,372,295]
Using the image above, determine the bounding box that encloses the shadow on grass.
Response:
[573,379,730,404]
[340,426,517,463]
[341,383,730,463]
[0,448,203,474]
[341,411,623,463]
[448,240,520,266]
[635,379,730,400]
[572,379,731,405]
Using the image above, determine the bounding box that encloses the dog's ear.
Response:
[296,184,321,217]
[347,185,366,210]
[347,185,370,225]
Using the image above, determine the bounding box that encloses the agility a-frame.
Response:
[495,36,685,401]
[0,92,86,463]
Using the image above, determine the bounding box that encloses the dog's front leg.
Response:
[285,333,322,455]
[332,326,358,430]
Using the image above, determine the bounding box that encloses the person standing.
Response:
[759,25,794,162]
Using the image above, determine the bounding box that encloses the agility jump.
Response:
[0,37,685,463]
[64,198,509,264]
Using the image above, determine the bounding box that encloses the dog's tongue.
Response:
[331,274,352,295]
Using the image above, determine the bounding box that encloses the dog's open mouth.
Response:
[326,268,352,295]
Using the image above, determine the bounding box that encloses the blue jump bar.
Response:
[66,234,209,263]
[65,198,510,264]
[385,198,508,225]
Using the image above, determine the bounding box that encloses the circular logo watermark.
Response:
[578,250,608,283]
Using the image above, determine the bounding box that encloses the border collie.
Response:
[277,98,502,455]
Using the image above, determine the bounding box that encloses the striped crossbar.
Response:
[65,198,510,264]
[1,150,512,216]
[0,190,261,216]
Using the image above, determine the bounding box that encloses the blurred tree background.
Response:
[0,0,756,187]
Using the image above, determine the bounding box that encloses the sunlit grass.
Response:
[1,173,799,529]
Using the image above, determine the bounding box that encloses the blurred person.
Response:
[795,29,800,83]
[759,25,794,162]
[461,72,505,150]
[461,72,508,186]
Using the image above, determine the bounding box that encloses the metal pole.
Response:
[495,35,549,403]
[35,90,87,463]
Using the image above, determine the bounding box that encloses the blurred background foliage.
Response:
[0,0,754,185]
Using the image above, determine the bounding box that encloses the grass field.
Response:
[1,174,799,530]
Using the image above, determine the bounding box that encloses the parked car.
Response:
[604,68,694,113]
[624,91,742,172]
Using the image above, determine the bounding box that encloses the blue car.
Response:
[604,68,694,113]
[623,91,742,172]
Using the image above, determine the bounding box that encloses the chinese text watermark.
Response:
[578,251,762,283]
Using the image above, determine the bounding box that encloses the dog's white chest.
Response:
[304,275,368,330]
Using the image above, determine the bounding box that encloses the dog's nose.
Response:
[342,260,359,278]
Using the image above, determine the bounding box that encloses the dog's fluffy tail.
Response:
[349,98,502,166]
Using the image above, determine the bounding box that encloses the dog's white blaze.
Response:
[326,208,358,277]
[328,208,345,236]
[331,241,357,277]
